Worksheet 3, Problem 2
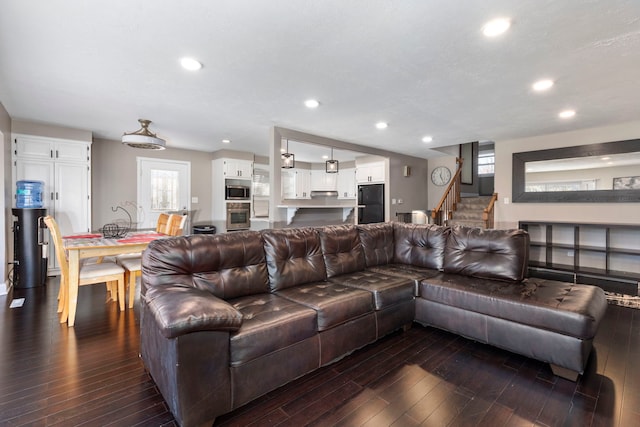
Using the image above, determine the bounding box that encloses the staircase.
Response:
[448,196,493,228]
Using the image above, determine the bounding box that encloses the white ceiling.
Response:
[1,0,640,160]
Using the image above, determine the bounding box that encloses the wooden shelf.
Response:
[520,221,640,295]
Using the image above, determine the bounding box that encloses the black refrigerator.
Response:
[358,184,384,224]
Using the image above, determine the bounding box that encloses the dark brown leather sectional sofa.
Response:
[140,223,607,427]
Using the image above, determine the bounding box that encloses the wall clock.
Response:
[431,166,452,186]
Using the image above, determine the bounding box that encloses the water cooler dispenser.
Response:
[12,180,48,288]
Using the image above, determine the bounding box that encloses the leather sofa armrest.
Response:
[145,285,243,338]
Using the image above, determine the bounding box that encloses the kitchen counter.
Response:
[277,204,361,209]
[277,205,361,225]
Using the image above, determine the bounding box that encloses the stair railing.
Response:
[482,192,498,229]
[431,158,463,226]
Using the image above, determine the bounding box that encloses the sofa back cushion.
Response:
[262,228,327,291]
[318,225,366,278]
[393,222,448,270]
[141,231,269,299]
[356,223,395,267]
[444,225,530,282]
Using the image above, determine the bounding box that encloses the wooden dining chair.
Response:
[43,216,126,323]
[156,213,170,234]
[117,214,186,308]
[117,256,141,309]
[165,214,187,236]
[113,212,177,308]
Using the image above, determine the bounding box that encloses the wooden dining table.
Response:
[62,231,166,327]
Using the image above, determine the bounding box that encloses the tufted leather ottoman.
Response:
[416,275,607,379]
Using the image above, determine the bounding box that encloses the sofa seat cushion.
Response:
[229,293,318,366]
[367,264,441,296]
[277,282,374,331]
[368,264,440,280]
[329,270,414,310]
[419,275,607,339]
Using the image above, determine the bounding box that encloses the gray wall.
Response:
[494,119,640,229]
[0,102,10,293]
[12,119,92,142]
[92,138,214,230]
[270,127,430,226]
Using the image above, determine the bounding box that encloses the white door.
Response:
[137,158,191,230]
[55,162,90,234]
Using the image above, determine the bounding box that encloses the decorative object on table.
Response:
[122,119,166,150]
[101,205,132,238]
[281,139,295,169]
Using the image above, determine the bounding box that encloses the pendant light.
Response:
[281,139,295,169]
[326,147,339,173]
[122,119,166,150]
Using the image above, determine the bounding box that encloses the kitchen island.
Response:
[277,205,361,226]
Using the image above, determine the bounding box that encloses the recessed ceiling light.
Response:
[601,157,610,161]
[180,57,202,71]
[532,79,554,92]
[422,136,433,143]
[304,99,320,108]
[322,155,329,159]
[482,18,511,37]
[558,109,576,119]
[280,148,286,153]
[375,122,388,129]
[222,139,231,144]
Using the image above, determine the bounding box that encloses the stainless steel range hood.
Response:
[310,190,339,198]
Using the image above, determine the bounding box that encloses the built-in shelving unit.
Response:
[519,221,640,296]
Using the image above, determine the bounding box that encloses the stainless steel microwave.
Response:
[225,184,250,200]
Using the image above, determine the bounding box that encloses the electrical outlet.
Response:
[567,250,574,257]
[398,199,403,204]
[391,198,397,205]
[191,196,199,203]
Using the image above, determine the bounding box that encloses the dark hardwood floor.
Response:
[1,277,638,426]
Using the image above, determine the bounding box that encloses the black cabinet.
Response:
[519,221,640,296]
[12,208,48,288]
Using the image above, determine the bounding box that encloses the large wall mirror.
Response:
[512,138,640,203]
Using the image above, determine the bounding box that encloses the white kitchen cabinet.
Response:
[223,158,253,179]
[12,135,92,273]
[310,170,338,192]
[282,169,311,199]
[337,168,357,199]
[14,136,89,163]
[356,161,385,183]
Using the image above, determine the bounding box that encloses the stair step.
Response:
[458,197,492,209]
[452,195,491,227]
[454,211,483,220]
